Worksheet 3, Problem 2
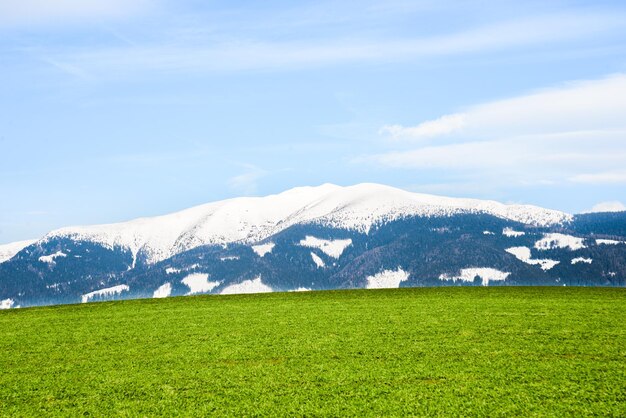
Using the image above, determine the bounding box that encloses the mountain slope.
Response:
[0,239,37,264]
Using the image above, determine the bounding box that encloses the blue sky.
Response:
[1,0,626,243]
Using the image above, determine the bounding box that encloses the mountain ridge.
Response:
[6,183,572,265]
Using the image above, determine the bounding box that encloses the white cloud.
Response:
[382,75,626,141]
[0,0,151,27]
[586,201,626,213]
[570,171,626,185]
[380,114,466,140]
[369,75,626,185]
[371,132,626,171]
[44,12,626,76]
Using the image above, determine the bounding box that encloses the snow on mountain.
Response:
[596,239,625,245]
[153,283,172,298]
[310,252,325,268]
[0,298,15,310]
[505,247,560,271]
[503,228,525,237]
[28,183,570,265]
[220,256,240,261]
[251,242,275,257]
[536,259,560,271]
[38,251,67,264]
[505,246,532,261]
[220,276,272,295]
[534,233,586,251]
[81,285,129,303]
[181,273,220,295]
[505,246,559,271]
[299,236,352,259]
[366,268,409,289]
[0,239,36,263]
[439,268,510,286]
[571,257,592,265]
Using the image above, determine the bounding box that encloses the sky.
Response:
[1,0,626,244]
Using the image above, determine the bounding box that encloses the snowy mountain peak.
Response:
[30,183,572,265]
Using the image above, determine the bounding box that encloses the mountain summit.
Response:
[43,183,569,264]
[1,183,624,308]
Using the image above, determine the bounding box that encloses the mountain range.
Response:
[1,183,625,309]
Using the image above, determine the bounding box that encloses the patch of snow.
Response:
[299,236,352,259]
[534,259,560,271]
[503,227,525,237]
[38,251,67,264]
[439,268,510,286]
[165,267,180,274]
[505,246,560,271]
[252,242,275,257]
[483,230,495,235]
[310,252,325,268]
[153,283,172,298]
[366,268,409,289]
[596,239,625,245]
[81,285,129,303]
[534,233,586,251]
[221,276,273,295]
[41,183,571,265]
[290,287,312,292]
[181,273,220,295]
[571,257,592,265]
[0,239,36,263]
[505,246,532,260]
[220,255,240,261]
[0,298,15,310]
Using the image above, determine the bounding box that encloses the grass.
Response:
[1,287,626,416]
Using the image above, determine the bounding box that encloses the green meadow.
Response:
[1,287,625,416]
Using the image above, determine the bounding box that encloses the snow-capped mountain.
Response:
[1,183,624,308]
[42,183,570,265]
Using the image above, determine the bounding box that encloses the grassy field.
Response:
[1,287,625,416]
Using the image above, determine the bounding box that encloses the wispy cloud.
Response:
[586,201,626,213]
[44,12,626,77]
[569,170,626,185]
[0,0,153,27]
[40,57,94,81]
[228,164,268,196]
[224,0,440,33]
[367,74,626,186]
[380,114,466,140]
[106,148,212,166]
[24,210,48,216]
[380,74,626,142]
